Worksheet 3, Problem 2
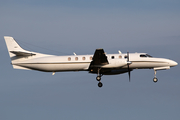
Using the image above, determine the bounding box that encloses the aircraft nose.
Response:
[169,60,178,67]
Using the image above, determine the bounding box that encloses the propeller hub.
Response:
[127,61,132,65]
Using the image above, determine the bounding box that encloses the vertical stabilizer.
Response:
[4,36,37,70]
[4,36,27,58]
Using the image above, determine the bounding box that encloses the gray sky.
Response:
[0,0,180,120]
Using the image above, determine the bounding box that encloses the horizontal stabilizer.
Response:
[10,51,36,56]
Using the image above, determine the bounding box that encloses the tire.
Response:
[96,76,101,81]
[153,77,158,83]
[98,82,103,87]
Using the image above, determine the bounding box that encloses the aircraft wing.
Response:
[10,51,36,56]
[89,49,109,67]
[88,49,109,73]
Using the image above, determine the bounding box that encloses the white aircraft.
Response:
[4,36,178,87]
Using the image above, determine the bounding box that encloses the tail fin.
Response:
[4,36,36,58]
[4,36,36,70]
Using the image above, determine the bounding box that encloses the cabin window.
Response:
[90,56,93,60]
[82,57,86,60]
[75,57,78,61]
[124,55,127,59]
[68,57,71,61]
[119,55,122,59]
[111,56,114,59]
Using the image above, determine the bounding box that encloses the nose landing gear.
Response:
[153,77,158,83]
[153,70,158,83]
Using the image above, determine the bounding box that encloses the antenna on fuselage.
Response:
[118,50,122,54]
[73,52,77,56]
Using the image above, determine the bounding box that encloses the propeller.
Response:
[127,51,132,82]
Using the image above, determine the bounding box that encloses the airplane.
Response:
[4,36,178,87]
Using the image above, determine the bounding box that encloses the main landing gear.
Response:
[96,68,103,88]
[153,70,158,83]
[97,76,103,88]
[98,81,103,87]
[96,75,103,87]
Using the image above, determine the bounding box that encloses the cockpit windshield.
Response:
[140,54,152,58]
[146,54,152,57]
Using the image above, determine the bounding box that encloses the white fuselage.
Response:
[4,36,178,87]
[12,53,177,73]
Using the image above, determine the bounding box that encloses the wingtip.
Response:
[96,48,103,50]
[4,36,13,39]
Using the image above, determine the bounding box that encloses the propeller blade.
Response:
[127,51,129,62]
[128,65,131,82]
[127,51,131,82]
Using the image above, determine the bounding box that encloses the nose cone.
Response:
[169,60,178,67]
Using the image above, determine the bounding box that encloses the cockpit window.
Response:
[140,54,153,58]
[140,54,147,57]
[146,54,152,57]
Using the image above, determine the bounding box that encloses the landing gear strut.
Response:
[153,70,158,83]
[96,68,103,88]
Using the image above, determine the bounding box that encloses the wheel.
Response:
[153,77,158,83]
[96,76,101,81]
[98,82,103,88]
